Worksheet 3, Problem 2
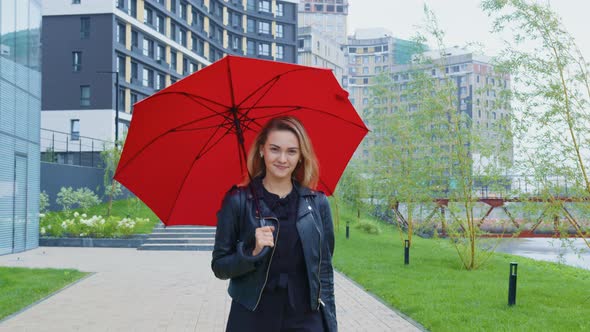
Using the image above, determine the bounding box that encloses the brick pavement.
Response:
[0,247,423,332]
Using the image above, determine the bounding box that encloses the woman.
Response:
[211,116,337,332]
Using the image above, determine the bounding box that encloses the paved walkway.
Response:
[0,247,422,332]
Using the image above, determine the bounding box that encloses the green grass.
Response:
[0,267,88,320]
[331,201,590,332]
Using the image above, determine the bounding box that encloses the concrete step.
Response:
[137,243,214,251]
[145,233,215,239]
[143,238,214,244]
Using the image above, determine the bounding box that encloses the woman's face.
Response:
[260,129,301,183]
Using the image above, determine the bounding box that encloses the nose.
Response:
[278,152,287,162]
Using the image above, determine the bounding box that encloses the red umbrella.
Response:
[114,55,368,226]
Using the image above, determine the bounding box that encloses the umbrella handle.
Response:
[237,242,271,262]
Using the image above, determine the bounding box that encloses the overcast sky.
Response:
[347,0,590,57]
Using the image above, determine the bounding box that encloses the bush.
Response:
[355,219,382,235]
[39,211,151,238]
[39,191,49,213]
[55,187,101,213]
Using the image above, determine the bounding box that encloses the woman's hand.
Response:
[252,226,275,256]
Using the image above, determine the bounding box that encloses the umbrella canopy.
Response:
[114,55,368,226]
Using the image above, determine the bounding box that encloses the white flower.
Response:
[74,212,79,217]
[39,213,45,218]
[40,227,46,235]
[47,225,52,229]
[82,213,87,218]
[61,222,68,229]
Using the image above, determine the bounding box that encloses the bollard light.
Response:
[346,221,350,239]
[508,262,518,306]
[404,240,410,265]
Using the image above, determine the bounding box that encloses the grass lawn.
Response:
[331,201,590,332]
[0,267,88,320]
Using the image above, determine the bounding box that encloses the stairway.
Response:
[138,223,216,251]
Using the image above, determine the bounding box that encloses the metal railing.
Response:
[40,128,115,168]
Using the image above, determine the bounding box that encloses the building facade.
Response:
[297,26,345,85]
[41,0,298,155]
[345,28,419,116]
[0,0,42,255]
[298,0,348,45]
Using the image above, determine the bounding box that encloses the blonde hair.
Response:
[246,116,319,189]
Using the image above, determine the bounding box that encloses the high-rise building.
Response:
[345,28,419,115]
[362,46,514,175]
[41,0,298,155]
[298,0,348,45]
[0,0,42,254]
[297,26,345,85]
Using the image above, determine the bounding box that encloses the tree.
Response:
[363,5,513,269]
[100,138,124,217]
[483,0,590,247]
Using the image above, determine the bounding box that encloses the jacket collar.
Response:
[246,176,317,200]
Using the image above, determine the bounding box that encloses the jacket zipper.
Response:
[253,216,279,311]
[307,197,323,311]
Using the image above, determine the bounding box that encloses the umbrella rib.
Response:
[165,120,236,222]
[236,68,312,109]
[116,112,233,175]
[241,105,369,131]
[147,91,231,110]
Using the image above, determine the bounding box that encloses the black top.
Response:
[252,177,311,312]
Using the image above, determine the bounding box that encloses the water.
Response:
[494,238,590,270]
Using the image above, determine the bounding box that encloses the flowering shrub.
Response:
[40,211,151,238]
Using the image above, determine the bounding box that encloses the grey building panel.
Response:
[42,14,114,111]
[0,0,41,255]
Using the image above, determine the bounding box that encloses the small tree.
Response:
[100,138,124,217]
[483,0,590,247]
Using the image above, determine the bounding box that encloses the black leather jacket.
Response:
[211,182,337,332]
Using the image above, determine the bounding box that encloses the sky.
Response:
[347,0,590,58]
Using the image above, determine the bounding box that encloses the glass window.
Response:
[144,7,153,25]
[258,43,270,56]
[170,0,177,13]
[72,51,82,72]
[276,45,284,59]
[170,23,177,41]
[157,44,165,62]
[80,17,90,39]
[156,15,165,34]
[276,3,284,16]
[258,21,270,34]
[117,55,126,75]
[70,120,80,141]
[247,19,255,33]
[80,86,90,106]
[118,88,126,111]
[131,62,138,80]
[131,30,138,49]
[180,1,187,19]
[258,0,270,12]
[171,50,177,70]
[117,23,126,44]
[232,36,240,50]
[247,40,255,56]
[179,29,187,47]
[276,24,283,38]
[157,73,165,89]
[73,0,81,4]
[130,0,137,17]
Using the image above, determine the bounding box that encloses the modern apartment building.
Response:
[297,26,345,85]
[345,28,419,116]
[363,46,514,176]
[0,0,42,255]
[41,0,298,159]
[298,0,348,45]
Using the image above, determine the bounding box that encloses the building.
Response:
[345,28,419,115]
[363,46,514,183]
[0,0,43,255]
[41,0,298,161]
[297,26,345,85]
[298,0,348,45]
